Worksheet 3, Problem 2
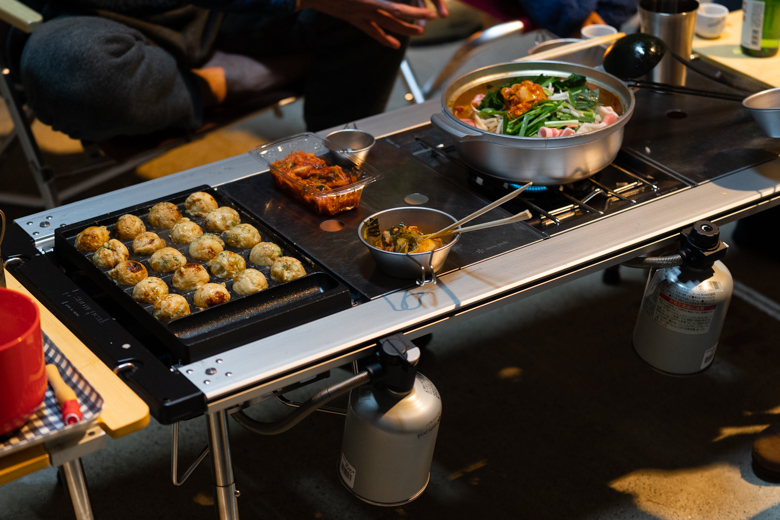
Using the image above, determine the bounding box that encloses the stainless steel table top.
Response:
[17,99,780,411]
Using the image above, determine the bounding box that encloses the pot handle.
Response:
[430,113,483,141]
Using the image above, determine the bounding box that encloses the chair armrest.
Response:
[0,0,43,33]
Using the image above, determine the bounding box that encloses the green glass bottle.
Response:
[741,0,780,57]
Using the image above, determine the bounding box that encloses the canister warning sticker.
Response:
[701,345,717,370]
[340,453,356,488]
[653,292,716,334]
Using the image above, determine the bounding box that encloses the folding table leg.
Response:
[206,410,239,520]
[61,459,94,520]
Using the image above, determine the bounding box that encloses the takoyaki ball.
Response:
[223,223,261,249]
[172,263,210,291]
[148,202,182,229]
[75,226,110,252]
[189,233,224,261]
[108,260,148,286]
[270,257,306,283]
[193,283,230,308]
[204,207,240,233]
[115,214,146,240]
[132,277,169,304]
[149,247,187,273]
[232,269,268,295]
[153,294,190,322]
[92,239,129,269]
[249,242,282,266]
[207,251,246,279]
[132,232,166,256]
[185,191,218,217]
[170,218,203,245]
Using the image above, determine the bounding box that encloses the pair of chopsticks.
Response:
[514,32,625,63]
[422,182,533,241]
[627,80,744,102]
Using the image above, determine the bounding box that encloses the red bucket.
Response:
[0,288,46,435]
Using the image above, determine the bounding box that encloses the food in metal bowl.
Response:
[432,61,635,185]
[452,73,623,138]
[363,219,443,254]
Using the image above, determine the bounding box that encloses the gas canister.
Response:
[632,221,733,375]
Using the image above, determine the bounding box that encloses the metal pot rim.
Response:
[439,60,635,141]
[357,207,461,256]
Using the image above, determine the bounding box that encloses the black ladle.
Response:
[603,33,753,100]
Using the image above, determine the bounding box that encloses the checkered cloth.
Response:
[0,332,103,456]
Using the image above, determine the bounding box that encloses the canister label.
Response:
[742,0,766,51]
[339,453,356,488]
[653,292,716,334]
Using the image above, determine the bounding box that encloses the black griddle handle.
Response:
[4,223,205,424]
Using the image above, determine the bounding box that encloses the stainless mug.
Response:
[639,0,700,85]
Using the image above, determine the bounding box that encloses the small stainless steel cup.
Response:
[640,0,700,85]
[326,129,375,166]
[743,87,780,138]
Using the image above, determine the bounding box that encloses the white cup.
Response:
[581,24,618,39]
[696,3,728,39]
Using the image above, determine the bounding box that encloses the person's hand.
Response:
[299,0,449,49]
[581,11,607,28]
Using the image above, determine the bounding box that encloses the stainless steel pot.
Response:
[431,61,635,185]
[358,207,460,285]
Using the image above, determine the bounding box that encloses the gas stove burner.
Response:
[509,183,548,193]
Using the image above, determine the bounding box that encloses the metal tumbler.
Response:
[639,0,700,85]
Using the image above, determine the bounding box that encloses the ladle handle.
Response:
[668,51,755,94]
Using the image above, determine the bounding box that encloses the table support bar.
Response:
[206,410,239,520]
[62,459,94,520]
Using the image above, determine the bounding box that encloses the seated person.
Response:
[15,0,448,142]
[517,0,639,37]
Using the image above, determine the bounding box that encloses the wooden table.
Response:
[693,10,780,88]
[0,273,149,518]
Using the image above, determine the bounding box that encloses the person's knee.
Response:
[20,16,190,140]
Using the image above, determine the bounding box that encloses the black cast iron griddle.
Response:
[54,186,352,364]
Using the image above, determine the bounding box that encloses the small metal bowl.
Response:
[743,87,780,138]
[326,129,375,165]
[358,207,460,285]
